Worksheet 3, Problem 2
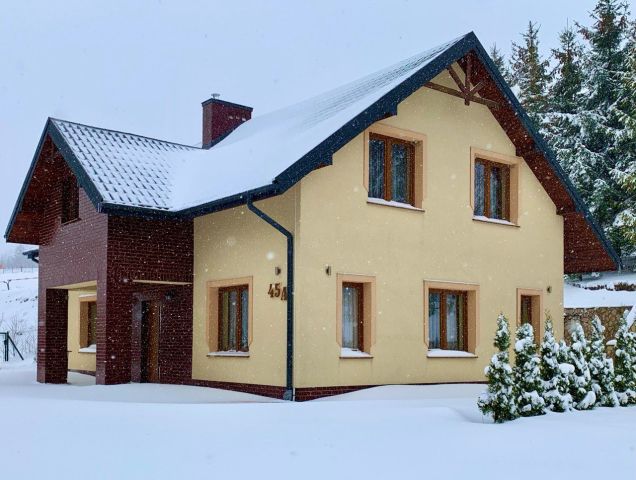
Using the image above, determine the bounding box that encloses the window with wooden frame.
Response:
[218,285,249,352]
[474,158,511,221]
[342,282,364,351]
[369,133,416,205]
[428,289,468,351]
[516,289,543,343]
[61,177,79,224]
[79,299,97,349]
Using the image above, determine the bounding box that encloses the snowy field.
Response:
[0,270,37,356]
[0,361,634,479]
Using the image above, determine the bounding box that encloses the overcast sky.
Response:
[0,0,603,253]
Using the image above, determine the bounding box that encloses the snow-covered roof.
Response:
[50,35,462,212]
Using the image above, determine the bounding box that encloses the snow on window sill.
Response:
[472,215,518,227]
[207,351,250,357]
[427,349,477,358]
[78,344,96,354]
[367,198,424,212]
[340,348,373,358]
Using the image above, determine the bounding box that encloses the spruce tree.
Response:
[510,21,550,128]
[541,316,573,412]
[514,323,545,416]
[568,323,597,410]
[614,313,636,405]
[588,317,619,406]
[542,25,585,179]
[478,314,518,422]
[575,0,635,255]
[489,43,514,86]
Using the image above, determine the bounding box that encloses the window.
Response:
[342,283,364,351]
[474,158,510,220]
[218,285,249,352]
[79,299,97,349]
[516,289,543,342]
[61,178,79,224]
[336,274,375,356]
[424,281,479,355]
[369,133,415,205]
[428,290,468,351]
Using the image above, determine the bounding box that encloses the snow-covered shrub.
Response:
[478,313,518,423]
[540,316,573,412]
[614,313,636,406]
[568,323,596,410]
[588,317,618,407]
[514,323,545,416]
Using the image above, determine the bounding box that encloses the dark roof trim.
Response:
[22,248,39,263]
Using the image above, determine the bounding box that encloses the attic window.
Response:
[61,178,79,224]
[369,133,415,205]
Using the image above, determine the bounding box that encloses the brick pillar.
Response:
[37,288,68,384]
[95,278,133,385]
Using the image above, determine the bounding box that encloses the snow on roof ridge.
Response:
[50,117,200,150]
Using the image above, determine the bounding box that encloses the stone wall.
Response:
[564,306,634,346]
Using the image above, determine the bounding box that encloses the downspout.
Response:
[246,196,294,401]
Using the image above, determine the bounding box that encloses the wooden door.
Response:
[141,300,160,383]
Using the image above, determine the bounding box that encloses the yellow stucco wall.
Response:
[67,288,97,373]
[293,68,564,387]
[192,189,298,386]
[191,67,564,389]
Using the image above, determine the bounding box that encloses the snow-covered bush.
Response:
[514,323,545,416]
[614,313,636,406]
[568,323,596,410]
[478,314,518,423]
[540,316,573,412]
[588,317,618,407]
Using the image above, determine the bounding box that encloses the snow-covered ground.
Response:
[0,269,37,356]
[0,361,634,479]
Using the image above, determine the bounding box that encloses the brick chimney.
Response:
[201,96,253,148]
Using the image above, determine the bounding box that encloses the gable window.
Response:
[218,285,249,352]
[80,299,97,349]
[342,282,364,351]
[61,178,79,224]
[369,133,415,205]
[428,289,468,351]
[474,158,510,221]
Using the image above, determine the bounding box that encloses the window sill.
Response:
[78,345,96,354]
[207,351,250,358]
[340,348,373,359]
[427,349,477,358]
[61,217,81,226]
[472,216,518,227]
[367,198,423,212]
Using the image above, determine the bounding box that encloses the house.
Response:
[5,32,620,400]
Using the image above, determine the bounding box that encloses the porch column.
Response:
[95,278,133,385]
[37,288,68,384]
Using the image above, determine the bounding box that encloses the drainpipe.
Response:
[246,196,294,401]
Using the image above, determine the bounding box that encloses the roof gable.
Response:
[5,32,620,272]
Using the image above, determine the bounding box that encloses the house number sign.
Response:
[268,283,287,301]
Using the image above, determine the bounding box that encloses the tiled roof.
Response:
[50,35,464,212]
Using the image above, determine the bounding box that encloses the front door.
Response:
[141,300,160,383]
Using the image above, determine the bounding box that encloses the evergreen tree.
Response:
[568,323,597,410]
[478,314,518,422]
[614,313,636,405]
[514,323,545,416]
[542,25,585,178]
[489,43,514,86]
[510,21,550,127]
[540,316,573,412]
[574,0,635,255]
[588,316,619,406]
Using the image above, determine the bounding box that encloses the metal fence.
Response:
[0,267,39,275]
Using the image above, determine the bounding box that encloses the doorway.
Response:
[140,300,161,383]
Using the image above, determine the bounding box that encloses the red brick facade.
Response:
[34,138,193,386]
